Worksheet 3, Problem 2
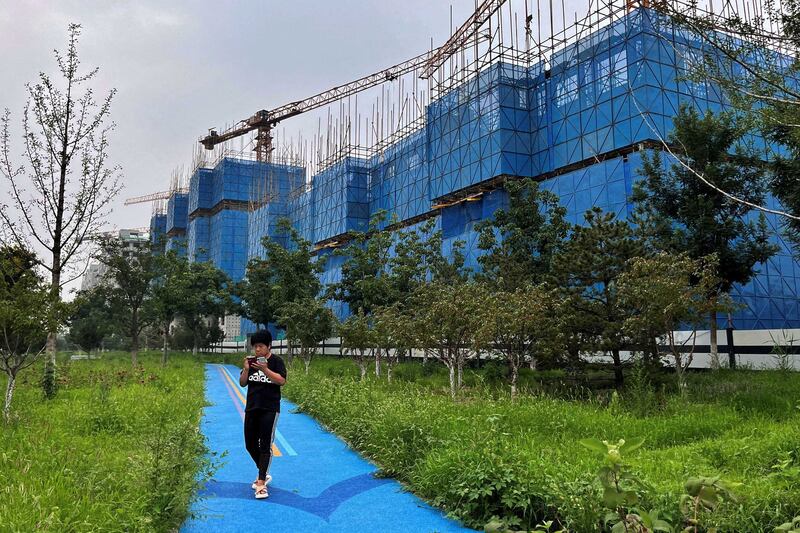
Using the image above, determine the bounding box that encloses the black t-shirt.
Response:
[245,355,287,412]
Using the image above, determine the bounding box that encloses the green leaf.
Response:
[684,477,703,496]
[579,438,608,455]
[484,519,504,533]
[611,521,627,533]
[619,437,645,455]
[653,519,674,532]
[623,489,639,505]
[603,486,625,509]
[698,486,720,509]
[638,510,654,527]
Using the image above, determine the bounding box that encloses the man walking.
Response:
[239,329,287,499]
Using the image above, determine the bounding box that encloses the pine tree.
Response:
[633,105,778,368]
[552,208,645,388]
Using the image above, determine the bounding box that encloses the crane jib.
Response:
[198,0,506,151]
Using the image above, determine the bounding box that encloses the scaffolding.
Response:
[154,0,800,333]
[165,169,189,257]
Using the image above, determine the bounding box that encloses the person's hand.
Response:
[243,356,251,370]
[252,360,268,373]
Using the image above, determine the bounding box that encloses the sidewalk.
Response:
[181,364,476,533]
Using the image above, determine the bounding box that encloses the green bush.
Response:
[0,351,215,532]
[284,356,800,531]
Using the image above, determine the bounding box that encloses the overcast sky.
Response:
[1,0,592,293]
[0,1,488,224]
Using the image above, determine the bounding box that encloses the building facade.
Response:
[155,7,799,338]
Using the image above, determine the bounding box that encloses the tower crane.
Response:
[199,0,508,161]
[124,189,188,206]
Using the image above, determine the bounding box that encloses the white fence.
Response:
[210,328,800,370]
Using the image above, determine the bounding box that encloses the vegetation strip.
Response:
[0,352,213,532]
[283,356,800,532]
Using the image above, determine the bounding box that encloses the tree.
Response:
[408,279,488,399]
[151,250,190,366]
[239,218,324,360]
[279,298,336,374]
[97,237,158,366]
[0,24,122,397]
[552,208,646,388]
[177,261,232,356]
[655,1,800,248]
[0,246,58,422]
[328,212,394,317]
[68,288,114,355]
[338,308,376,380]
[476,179,569,290]
[169,320,223,352]
[372,305,412,383]
[328,212,395,377]
[476,284,563,397]
[618,253,732,392]
[634,105,779,368]
[382,219,469,370]
[332,215,469,377]
[236,258,279,330]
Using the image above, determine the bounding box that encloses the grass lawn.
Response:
[0,351,214,532]
[283,356,800,532]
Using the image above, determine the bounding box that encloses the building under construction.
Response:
[146,0,799,340]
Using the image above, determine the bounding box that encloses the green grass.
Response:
[0,351,215,532]
[283,356,800,532]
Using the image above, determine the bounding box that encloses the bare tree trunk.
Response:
[709,311,720,370]
[358,359,367,381]
[510,365,518,398]
[3,374,16,423]
[43,330,58,398]
[304,349,311,374]
[43,269,62,399]
[612,348,624,389]
[162,321,169,367]
[457,358,463,389]
[676,365,687,395]
[131,311,139,366]
[286,338,293,365]
[386,364,392,383]
[528,356,537,371]
[374,347,381,378]
[448,364,456,399]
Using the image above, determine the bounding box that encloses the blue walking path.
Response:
[181,364,476,533]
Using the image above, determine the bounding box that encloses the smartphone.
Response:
[256,356,267,364]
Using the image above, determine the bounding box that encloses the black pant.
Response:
[244,409,279,480]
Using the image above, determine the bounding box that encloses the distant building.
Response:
[80,228,150,291]
[80,262,108,292]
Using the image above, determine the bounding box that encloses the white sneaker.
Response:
[251,474,272,489]
[254,484,269,499]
